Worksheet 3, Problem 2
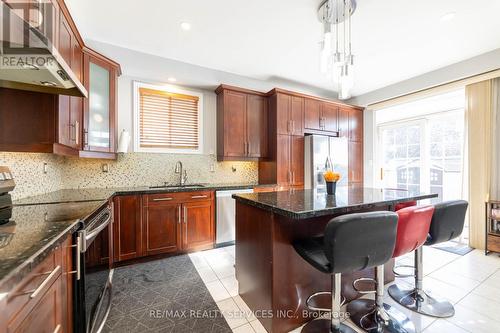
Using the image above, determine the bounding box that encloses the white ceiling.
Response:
[65,0,500,97]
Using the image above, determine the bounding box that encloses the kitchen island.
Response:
[233,187,437,333]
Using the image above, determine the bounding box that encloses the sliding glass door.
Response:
[378,110,464,203]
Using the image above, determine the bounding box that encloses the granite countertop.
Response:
[13,183,273,206]
[0,200,107,292]
[233,187,438,219]
[3,182,273,290]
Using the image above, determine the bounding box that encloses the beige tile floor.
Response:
[189,246,500,333]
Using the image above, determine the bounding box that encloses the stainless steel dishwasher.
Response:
[216,188,254,246]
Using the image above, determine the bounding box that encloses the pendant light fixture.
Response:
[318,0,356,100]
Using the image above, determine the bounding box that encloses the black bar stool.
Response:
[293,211,407,333]
[388,200,468,318]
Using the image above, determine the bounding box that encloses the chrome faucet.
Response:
[175,161,187,186]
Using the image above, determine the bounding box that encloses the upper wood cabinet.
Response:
[0,0,121,158]
[216,85,269,161]
[275,93,304,136]
[80,48,120,159]
[304,99,321,130]
[349,108,363,142]
[304,98,339,134]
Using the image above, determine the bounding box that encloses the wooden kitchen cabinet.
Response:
[14,277,64,333]
[275,134,304,187]
[1,236,72,333]
[113,195,143,262]
[216,85,269,160]
[349,140,363,184]
[80,48,120,159]
[183,200,214,251]
[275,93,304,136]
[304,98,339,134]
[338,107,350,138]
[321,102,338,132]
[143,202,182,256]
[247,94,269,158]
[349,108,363,142]
[304,98,321,130]
[113,191,215,263]
[57,10,83,154]
[0,0,121,158]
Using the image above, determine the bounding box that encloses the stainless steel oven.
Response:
[75,203,113,333]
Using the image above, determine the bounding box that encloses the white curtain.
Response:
[491,78,500,200]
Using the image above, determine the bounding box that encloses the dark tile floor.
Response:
[104,255,232,333]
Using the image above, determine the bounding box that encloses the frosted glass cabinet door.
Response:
[87,62,110,149]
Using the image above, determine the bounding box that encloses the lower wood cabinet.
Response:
[113,194,143,262]
[1,236,73,333]
[143,202,182,256]
[113,191,215,263]
[182,200,214,251]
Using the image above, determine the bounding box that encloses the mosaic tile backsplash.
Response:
[1,152,258,200]
[0,153,64,200]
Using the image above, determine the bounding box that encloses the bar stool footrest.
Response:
[353,277,377,294]
[393,264,416,278]
[306,291,346,312]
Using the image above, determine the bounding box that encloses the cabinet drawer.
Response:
[145,192,183,206]
[176,191,214,202]
[6,245,63,332]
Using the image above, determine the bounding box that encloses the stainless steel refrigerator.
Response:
[304,134,349,189]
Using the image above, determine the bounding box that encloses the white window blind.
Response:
[139,87,200,150]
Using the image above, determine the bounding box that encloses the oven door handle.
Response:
[91,270,114,333]
[80,212,111,252]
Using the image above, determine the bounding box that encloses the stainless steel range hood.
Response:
[0,1,87,97]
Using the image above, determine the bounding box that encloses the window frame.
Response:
[133,81,204,154]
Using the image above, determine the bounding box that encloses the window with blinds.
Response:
[138,87,200,151]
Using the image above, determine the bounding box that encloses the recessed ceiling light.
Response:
[440,12,456,22]
[180,22,191,31]
[168,77,177,82]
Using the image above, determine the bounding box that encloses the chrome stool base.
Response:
[387,284,455,318]
[347,299,416,333]
[300,318,357,333]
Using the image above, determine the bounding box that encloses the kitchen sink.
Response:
[149,184,206,189]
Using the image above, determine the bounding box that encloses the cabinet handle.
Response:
[153,197,173,201]
[83,129,88,147]
[191,195,208,199]
[53,324,62,333]
[178,205,181,224]
[184,206,187,224]
[292,120,295,134]
[292,171,295,184]
[30,265,61,299]
[75,121,80,145]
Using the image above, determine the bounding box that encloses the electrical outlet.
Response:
[43,162,48,174]
[209,163,215,172]
[102,164,109,173]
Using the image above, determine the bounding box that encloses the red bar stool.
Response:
[389,200,468,318]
